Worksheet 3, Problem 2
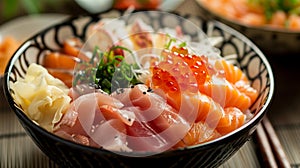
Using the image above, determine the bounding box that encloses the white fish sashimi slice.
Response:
[129,19,154,49]
[88,19,134,49]
[131,19,154,33]
[86,27,116,52]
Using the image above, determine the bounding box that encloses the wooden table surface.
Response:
[1,0,300,167]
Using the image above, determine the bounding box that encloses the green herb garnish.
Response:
[164,34,187,49]
[248,0,300,20]
[73,45,142,94]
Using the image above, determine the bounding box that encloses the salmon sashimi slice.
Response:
[216,107,246,135]
[199,75,252,112]
[62,37,83,57]
[214,59,249,84]
[62,37,91,62]
[234,80,258,104]
[190,93,225,126]
[43,52,80,87]
[173,121,221,148]
[158,89,222,125]
[214,59,258,104]
[47,68,73,88]
[43,52,79,69]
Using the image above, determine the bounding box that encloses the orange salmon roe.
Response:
[151,46,208,95]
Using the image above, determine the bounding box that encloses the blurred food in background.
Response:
[0,0,85,24]
[199,0,300,31]
[0,36,20,75]
[74,0,161,13]
[75,0,184,13]
[113,0,161,10]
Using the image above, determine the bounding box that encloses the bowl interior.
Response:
[3,10,274,167]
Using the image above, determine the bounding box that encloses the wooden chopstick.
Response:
[262,117,291,168]
[256,123,278,168]
[255,116,291,168]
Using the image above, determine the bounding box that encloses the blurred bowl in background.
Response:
[195,0,300,56]
[75,0,185,13]
[75,0,114,13]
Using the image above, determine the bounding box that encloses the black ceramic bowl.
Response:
[4,10,274,168]
[195,0,300,57]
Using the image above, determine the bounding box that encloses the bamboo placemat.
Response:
[275,125,300,167]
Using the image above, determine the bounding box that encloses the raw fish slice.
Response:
[111,84,192,152]
[199,76,251,112]
[99,105,135,126]
[47,68,74,88]
[126,105,190,152]
[216,107,246,135]
[129,19,153,50]
[234,80,258,104]
[112,84,175,122]
[189,93,224,125]
[90,119,131,152]
[62,37,85,58]
[55,92,124,134]
[174,121,221,148]
[43,52,79,70]
[55,92,132,150]
[215,59,249,84]
[43,52,80,87]
[86,25,117,52]
[55,130,90,146]
[214,59,258,104]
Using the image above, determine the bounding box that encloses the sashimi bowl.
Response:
[3,10,274,168]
